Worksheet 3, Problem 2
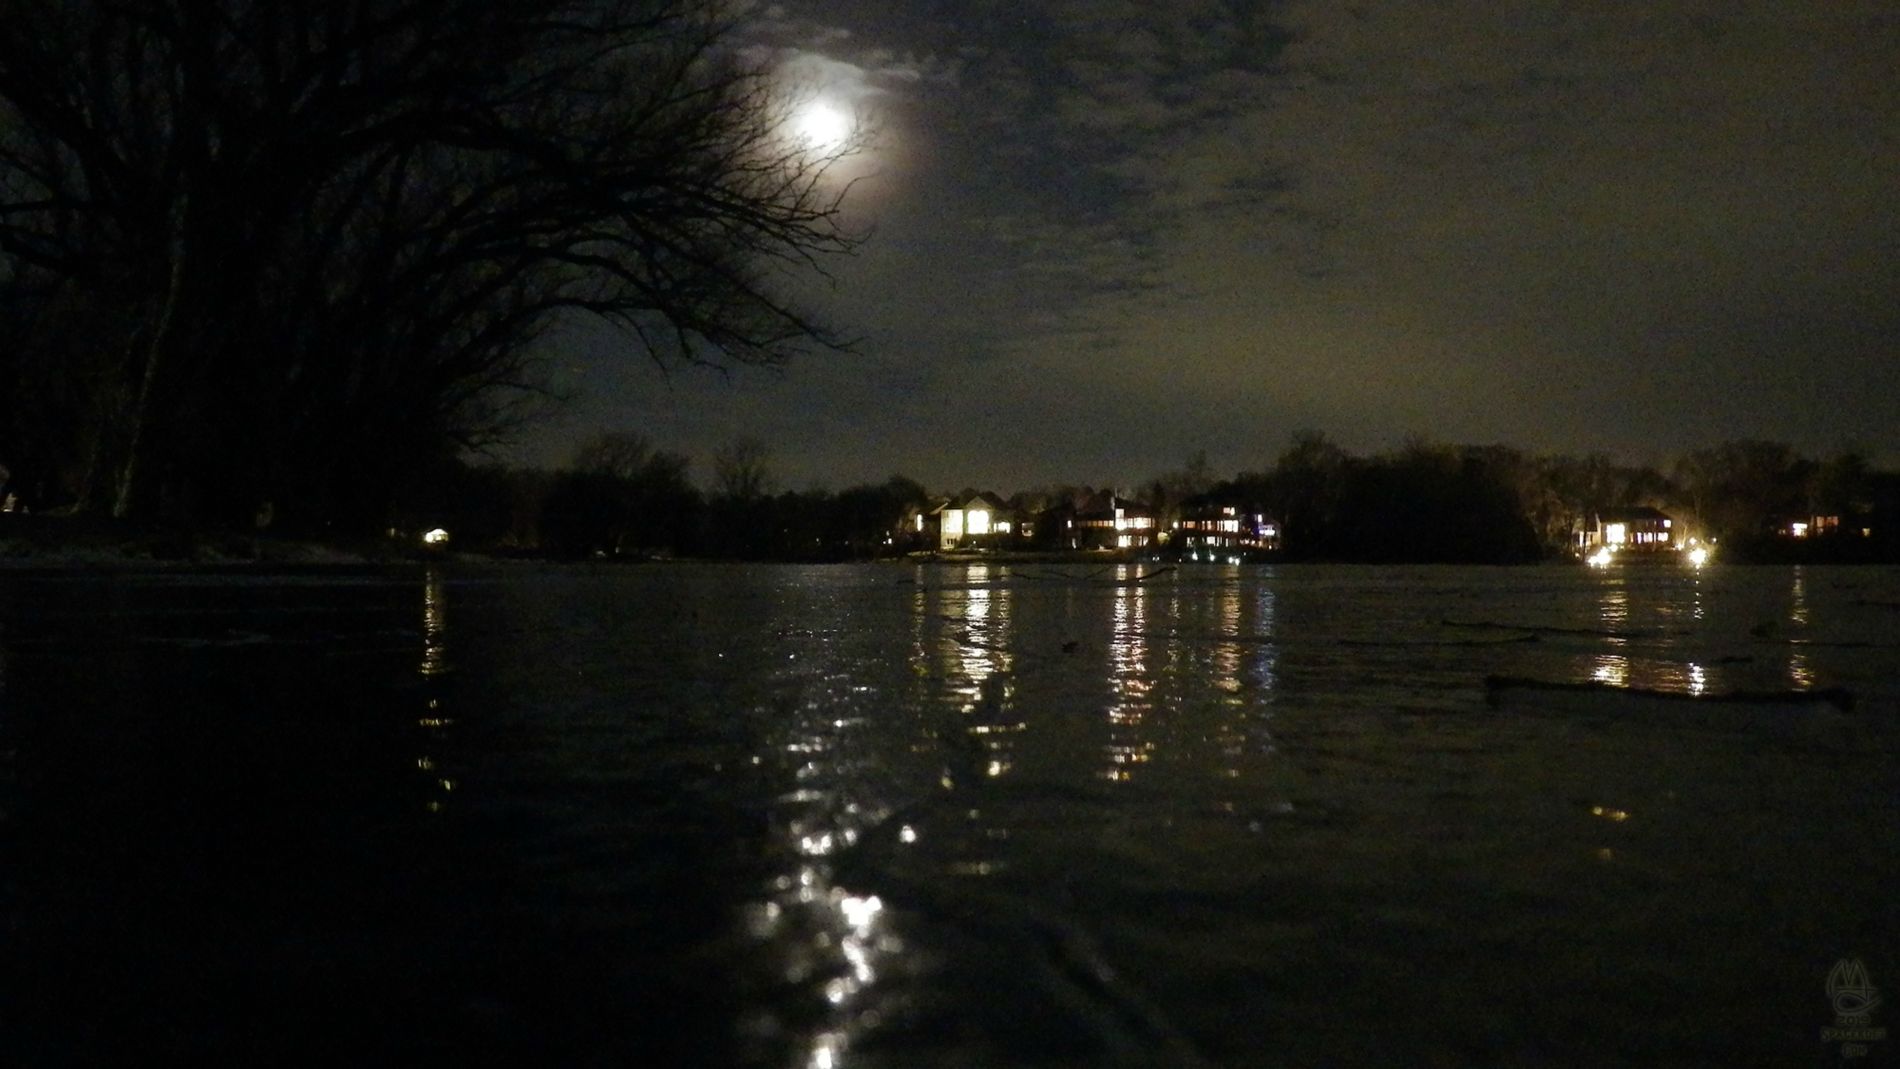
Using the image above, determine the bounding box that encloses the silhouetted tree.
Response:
[827,475,928,557]
[1322,441,1540,563]
[1675,440,1812,543]
[1812,448,1875,519]
[572,432,659,483]
[711,437,774,502]
[0,1,859,529]
[542,431,698,555]
[1142,449,1215,533]
[1268,430,1347,557]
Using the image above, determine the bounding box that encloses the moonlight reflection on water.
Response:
[0,563,1894,1065]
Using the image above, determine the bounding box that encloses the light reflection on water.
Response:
[957,566,1015,779]
[1210,574,1248,779]
[3,563,1897,1067]
[1590,578,1630,686]
[1104,567,1152,783]
[1685,577,1707,695]
[1572,562,1862,697]
[746,582,915,1069]
[417,567,455,813]
[1252,579,1278,696]
[1211,574,1242,692]
[419,566,449,677]
[1788,567,1816,689]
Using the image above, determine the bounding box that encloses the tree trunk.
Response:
[112,201,189,520]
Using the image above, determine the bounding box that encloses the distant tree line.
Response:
[1153,434,1897,564]
[0,1,856,533]
[387,431,930,561]
[367,430,1896,564]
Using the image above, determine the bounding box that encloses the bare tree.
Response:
[712,437,773,501]
[571,432,657,481]
[0,0,861,527]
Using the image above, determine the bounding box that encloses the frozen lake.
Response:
[2,562,1896,1064]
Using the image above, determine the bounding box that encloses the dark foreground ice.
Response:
[1,562,1895,1065]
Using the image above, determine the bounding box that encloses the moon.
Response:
[791,100,853,154]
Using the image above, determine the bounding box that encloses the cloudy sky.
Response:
[515,1,1900,493]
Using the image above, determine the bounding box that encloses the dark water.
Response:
[1,563,1895,1066]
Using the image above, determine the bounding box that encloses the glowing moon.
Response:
[791,100,853,154]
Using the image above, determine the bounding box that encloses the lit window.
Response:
[1605,522,1627,545]
[944,510,964,538]
[967,509,991,536]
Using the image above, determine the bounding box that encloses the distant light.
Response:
[422,528,450,546]
[1588,547,1614,567]
[1687,546,1710,567]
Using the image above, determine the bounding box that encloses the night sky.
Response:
[516,2,1900,493]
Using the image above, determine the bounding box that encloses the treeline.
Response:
[1150,434,1897,564]
[388,433,930,561]
[372,430,1898,563]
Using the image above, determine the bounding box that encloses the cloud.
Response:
[525,2,1900,490]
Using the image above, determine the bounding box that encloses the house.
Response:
[1072,491,1157,550]
[1575,506,1675,554]
[902,490,1016,551]
[1174,494,1281,554]
[1774,514,1851,539]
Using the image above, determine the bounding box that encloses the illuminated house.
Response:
[1073,492,1157,550]
[1575,507,1675,553]
[1775,514,1842,539]
[906,491,1015,551]
[1174,494,1281,553]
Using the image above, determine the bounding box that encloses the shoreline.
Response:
[3,514,1883,572]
